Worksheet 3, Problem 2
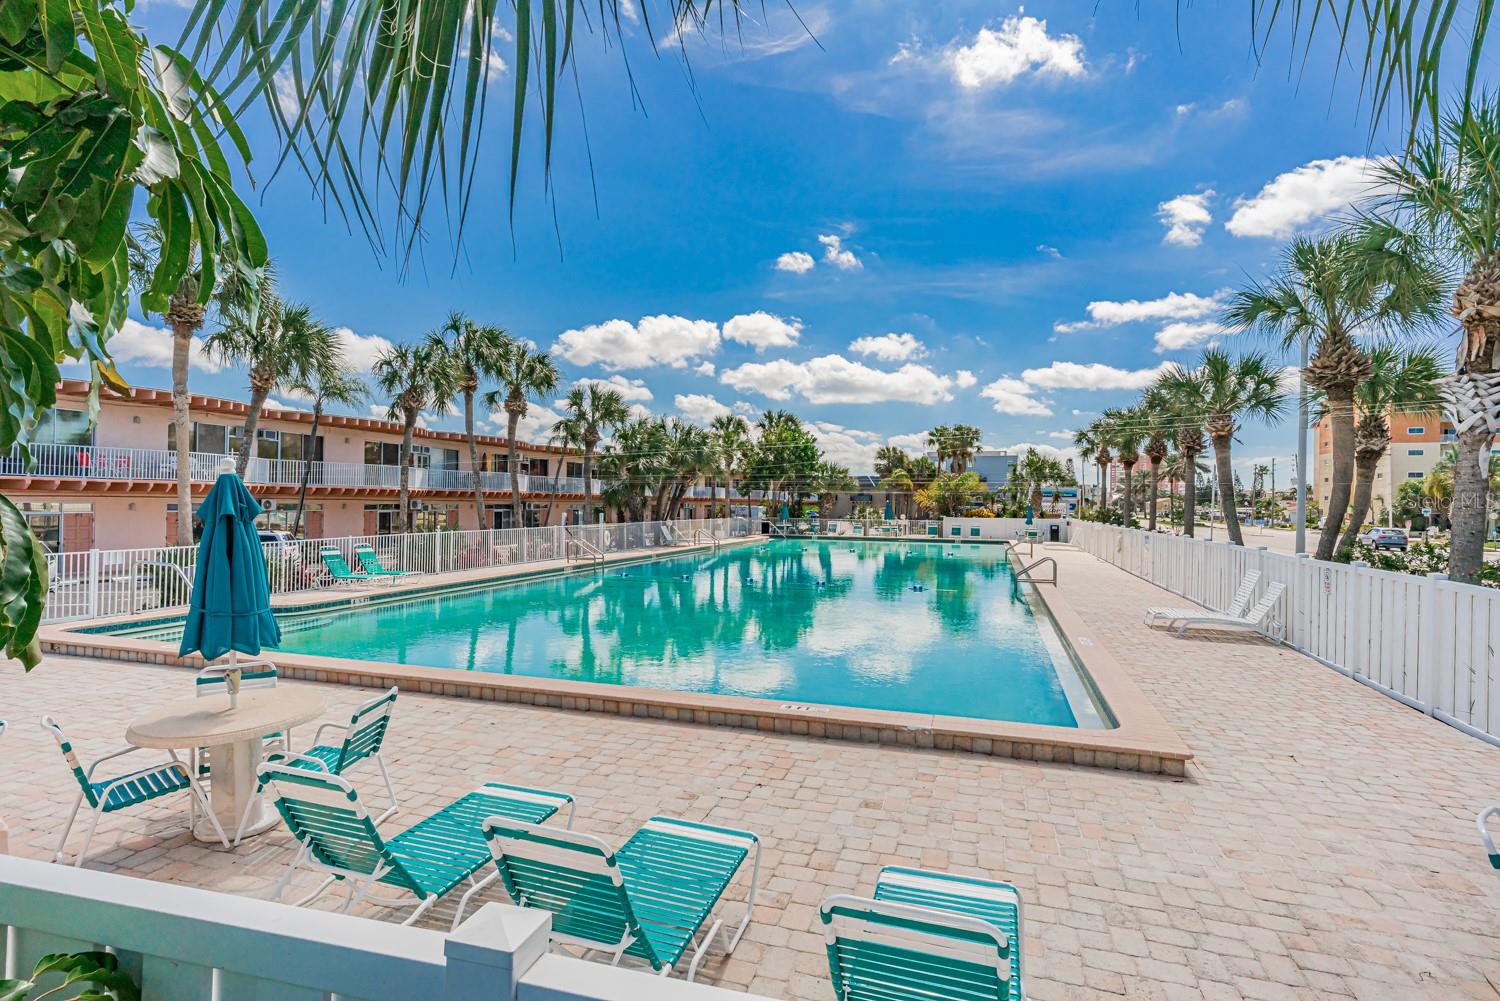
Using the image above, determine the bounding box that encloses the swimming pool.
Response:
[103,539,1111,728]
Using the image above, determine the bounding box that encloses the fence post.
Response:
[86,549,100,619]
[443,904,550,1001]
[1417,572,1448,716]
[1292,553,1311,651]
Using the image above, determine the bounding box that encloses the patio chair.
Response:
[353,543,418,578]
[42,715,229,866]
[1164,582,1285,640]
[318,546,377,587]
[820,866,1025,1001]
[1145,570,1261,627]
[259,763,575,928]
[482,815,762,980]
[192,662,287,774]
[1479,806,1500,869]
[235,687,401,844]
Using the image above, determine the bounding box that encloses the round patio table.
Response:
[126,688,326,843]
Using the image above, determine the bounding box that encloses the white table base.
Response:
[195,738,277,843]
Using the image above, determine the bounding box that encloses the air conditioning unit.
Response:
[412,501,428,512]
[261,499,278,511]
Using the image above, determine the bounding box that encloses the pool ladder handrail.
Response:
[692,528,722,550]
[1014,556,1057,585]
[564,530,605,566]
[661,521,687,546]
[139,559,196,597]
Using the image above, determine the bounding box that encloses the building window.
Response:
[1406,426,1425,434]
[18,501,91,552]
[257,502,319,536]
[566,461,584,478]
[1407,448,1424,456]
[1408,471,1423,479]
[35,409,94,447]
[364,441,401,465]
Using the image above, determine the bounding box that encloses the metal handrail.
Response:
[139,559,196,593]
[691,528,722,550]
[1014,556,1057,585]
[564,534,604,566]
[661,521,687,545]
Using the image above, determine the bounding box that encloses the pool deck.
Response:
[6,544,1500,999]
[42,538,1194,774]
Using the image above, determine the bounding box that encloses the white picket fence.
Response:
[41,517,750,623]
[1072,521,1500,749]
[0,855,768,1001]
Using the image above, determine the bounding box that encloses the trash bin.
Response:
[1048,524,1060,542]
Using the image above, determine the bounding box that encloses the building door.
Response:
[61,512,94,551]
[305,510,324,539]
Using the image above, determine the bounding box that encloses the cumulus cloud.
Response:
[980,377,1053,417]
[1036,244,1062,259]
[886,432,931,452]
[1054,290,1223,333]
[808,422,885,473]
[849,332,925,361]
[695,361,717,376]
[110,318,226,374]
[723,311,802,351]
[720,354,962,405]
[674,393,732,424]
[552,315,720,370]
[946,15,1086,89]
[1158,190,1213,246]
[1226,156,1385,239]
[1153,321,1231,353]
[1021,361,1171,391]
[333,327,395,374]
[955,369,978,389]
[732,400,756,415]
[998,441,1080,466]
[774,251,816,274]
[574,375,653,401]
[818,234,863,271]
[487,402,565,442]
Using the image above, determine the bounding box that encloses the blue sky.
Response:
[106,1,1444,477]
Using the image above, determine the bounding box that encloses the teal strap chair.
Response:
[353,544,416,577]
[193,662,286,771]
[42,716,228,866]
[821,866,1025,1001]
[260,763,574,928]
[482,815,761,980]
[1480,806,1500,869]
[319,546,375,586]
[236,687,400,844]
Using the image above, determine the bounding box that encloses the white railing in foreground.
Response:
[0,855,768,1001]
[41,517,751,623]
[1072,521,1500,750]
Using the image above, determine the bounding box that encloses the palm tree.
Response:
[1102,408,1145,527]
[1363,98,1500,582]
[879,469,916,519]
[559,383,630,523]
[373,343,460,532]
[926,425,953,472]
[1076,418,1114,512]
[812,462,857,515]
[1152,368,1210,537]
[205,294,339,478]
[709,414,751,518]
[428,313,513,530]
[1224,231,1441,559]
[874,446,910,480]
[946,424,982,474]
[289,359,365,537]
[1314,346,1445,556]
[483,342,560,530]
[1139,388,1174,531]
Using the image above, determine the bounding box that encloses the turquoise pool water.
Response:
[105,540,1109,727]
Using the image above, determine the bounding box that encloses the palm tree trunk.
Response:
[506,411,523,529]
[1212,436,1243,545]
[464,387,486,530]
[1449,426,1493,583]
[1147,458,1161,532]
[1336,453,1380,557]
[235,379,272,478]
[171,325,194,546]
[1182,452,1199,537]
[1316,390,1356,560]
[292,401,323,536]
[582,443,596,523]
[400,413,417,533]
[1121,462,1135,525]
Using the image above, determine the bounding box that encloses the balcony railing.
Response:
[2,444,608,496]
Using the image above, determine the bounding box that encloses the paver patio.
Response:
[3,545,1499,1000]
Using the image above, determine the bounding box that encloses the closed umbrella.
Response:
[178,471,281,707]
[884,497,894,521]
[1025,505,1034,525]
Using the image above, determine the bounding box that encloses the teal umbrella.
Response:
[1025,504,1034,525]
[179,472,280,705]
[884,497,894,521]
[780,501,790,521]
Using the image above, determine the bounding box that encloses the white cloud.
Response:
[695,361,717,376]
[809,422,885,473]
[720,354,962,405]
[487,402,564,442]
[886,432,931,452]
[674,393,732,424]
[1158,190,1213,247]
[1054,290,1223,333]
[110,318,226,374]
[1226,155,1385,239]
[552,315,720,370]
[955,369,978,389]
[1153,321,1230,353]
[723,311,802,351]
[1278,365,1304,396]
[774,251,816,274]
[999,441,1080,466]
[980,377,1053,417]
[333,327,395,374]
[732,400,756,415]
[849,332,925,362]
[574,374,653,401]
[1044,430,1076,441]
[1021,361,1171,391]
[818,234,863,271]
[946,16,1086,89]
[1036,244,1062,259]
[263,398,304,412]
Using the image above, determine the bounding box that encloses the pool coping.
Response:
[40,537,1192,775]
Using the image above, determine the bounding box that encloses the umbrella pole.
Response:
[227,649,240,710]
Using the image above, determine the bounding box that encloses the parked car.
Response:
[1358,527,1408,551]
[257,530,300,557]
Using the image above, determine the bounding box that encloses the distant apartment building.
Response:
[1312,410,1498,516]
[922,449,1016,489]
[10,381,739,553]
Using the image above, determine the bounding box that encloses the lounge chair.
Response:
[259,764,575,927]
[353,543,417,578]
[319,546,373,586]
[236,687,401,844]
[1164,582,1285,639]
[821,866,1025,1001]
[43,715,228,866]
[1145,570,1262,626]
[482,815,762,980]
[1479,806,1500,869]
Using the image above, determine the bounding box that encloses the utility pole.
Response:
[1294,331,1309,554]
